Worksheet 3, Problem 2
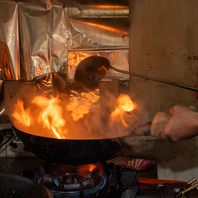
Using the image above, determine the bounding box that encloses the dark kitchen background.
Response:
[0,0,198,193]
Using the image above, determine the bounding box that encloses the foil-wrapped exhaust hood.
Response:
[0,0,129,83]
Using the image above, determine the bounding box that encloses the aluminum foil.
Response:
[0,0,129,84]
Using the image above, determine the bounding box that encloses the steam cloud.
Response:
[8,86,150,141]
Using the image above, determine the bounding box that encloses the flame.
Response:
[77,164,97,173]
[110,94,135,127]
[50,163,105,179]
[11,83,136,139]
[31,96,66,139]
[76,163,104,175]
[12,99,31,127]
[66,92,100,121]
[11,91,100,139]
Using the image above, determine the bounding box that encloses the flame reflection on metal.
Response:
[0,0,129,82]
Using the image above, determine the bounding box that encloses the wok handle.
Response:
[110,66,198,92]
[150,106,198,137]
[150,112,171,137]
[133,116,170,140]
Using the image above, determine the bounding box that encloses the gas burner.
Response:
[54,172,93,190]
[34,162,106,197]
[38,172,106,197]
[19,161,198,198]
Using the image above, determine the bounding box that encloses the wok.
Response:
[13,126,125,165]
[74,56,198,92]
[13,121,153,165]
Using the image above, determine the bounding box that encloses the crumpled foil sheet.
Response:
[0,0,129,83]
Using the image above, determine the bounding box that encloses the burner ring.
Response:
[53,172,90,190]
[52,173,106,197]
[38,173,106,197]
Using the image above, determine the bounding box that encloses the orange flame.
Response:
[66,92,100,121]
[110,94,135,127]
[76,163,104,175]
[11,82,135,139]
[11,92,100,139]
[31,96,66,139]
[12,99,31,127]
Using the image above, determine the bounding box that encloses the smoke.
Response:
[7,86,151,141]
[78,91,139,138]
